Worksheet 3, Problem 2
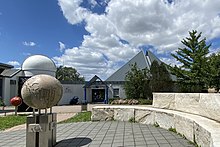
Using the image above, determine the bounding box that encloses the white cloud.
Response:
[58,0,91,24]
[7,61,20,67]
[59,41,66,52]
[22,52,31,56]
[56,0,220,80]
[23,41,36,47]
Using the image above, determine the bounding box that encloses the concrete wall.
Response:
[3,78,11,106]
[58,84,84,105]
[3,71,27,106]
[91,105,220,147]
[153,93,220,122]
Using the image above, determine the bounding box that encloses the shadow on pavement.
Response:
[56,137,92,146]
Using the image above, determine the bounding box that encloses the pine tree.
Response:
[208,53,220,92]
[124,63,152,99]
[150,61,174,92]
[170,30,210,92]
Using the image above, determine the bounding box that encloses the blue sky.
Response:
[0,0,220,80]
[0,0,87,63]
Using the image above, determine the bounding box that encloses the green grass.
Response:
[168,127,177,133]
[60,111,91,123]
[128,117,136,123]
[153,122,160,127]
[0,114,27,131]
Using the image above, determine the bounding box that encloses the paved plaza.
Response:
[0,121,195,147]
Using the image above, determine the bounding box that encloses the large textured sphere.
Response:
[21,74,63,109]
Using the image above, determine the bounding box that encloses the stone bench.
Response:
[91,105,220,147]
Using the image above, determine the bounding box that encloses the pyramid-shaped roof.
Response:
[106,50,161,81]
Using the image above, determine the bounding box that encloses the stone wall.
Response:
[153,93,220,122]
[91,105,220,147]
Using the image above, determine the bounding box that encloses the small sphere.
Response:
[10,96,22,106]
[21,74,63,109]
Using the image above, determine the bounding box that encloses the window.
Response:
[113,88,119,98]
[10,80,16,85]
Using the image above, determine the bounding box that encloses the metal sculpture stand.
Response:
[21,75,63,147]
[26,108,57,147]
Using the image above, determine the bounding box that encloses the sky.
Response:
[0,0,220,80]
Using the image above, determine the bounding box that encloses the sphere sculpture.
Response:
[10,96,22,107]
[21,74,63,109]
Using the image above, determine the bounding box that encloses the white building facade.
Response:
[0,55,57,110]
[0,50,167,107]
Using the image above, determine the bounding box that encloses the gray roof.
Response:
[106,50,161,81]
[0,63,14,69]
[0,69,21,78]
[84,75,107,88]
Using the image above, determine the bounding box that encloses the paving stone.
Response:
[147,140,158,145]
[0,121,195,147]
[158,143,172,147]
[157,139,169,144]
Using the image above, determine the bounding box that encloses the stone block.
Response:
[154,111,174,129]
[199,93,220,122]
[194,122,211,147]
[135,109,155,125]
[153,93,220,122]
[114,108,134,121]
[153,93,175,109]
[175,93,201,114]
[91,108,114,121]
[174,115,194,142]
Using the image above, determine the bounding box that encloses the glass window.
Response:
[113,88,119,98]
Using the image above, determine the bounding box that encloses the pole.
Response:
[15,106,18,116]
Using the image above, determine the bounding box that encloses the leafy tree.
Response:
[124,63,152,99]
[150,61,174,92]
[208,53,220,92]
[170,30,210,92]
[56,66,85,82]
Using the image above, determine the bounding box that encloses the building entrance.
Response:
[92,89,105,102]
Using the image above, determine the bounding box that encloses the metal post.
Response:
[26,113,57,147]
[106,86,109,104]
[84,87,87,104]
[52,113,57,146]
[26,115,37,147]
[104,86,109,104]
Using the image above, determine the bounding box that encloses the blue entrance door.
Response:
[92,89,105,102]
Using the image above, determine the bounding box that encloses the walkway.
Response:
[0,121,195,147]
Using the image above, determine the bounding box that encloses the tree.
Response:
[208,53,220,92]
[170,30,210,92]
[150,61,174,92]
[56,66,85,82]
[124,63,152,99]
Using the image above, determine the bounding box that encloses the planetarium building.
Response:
[0,55,57,108]
[0,50,173,108]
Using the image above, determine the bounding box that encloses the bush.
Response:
[110,98,152,105]
[138,99,153,105]
[0,99,5,106]
[108,98,116,104]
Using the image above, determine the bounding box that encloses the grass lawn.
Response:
[60,111,91,123]
[0,114,27,131]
